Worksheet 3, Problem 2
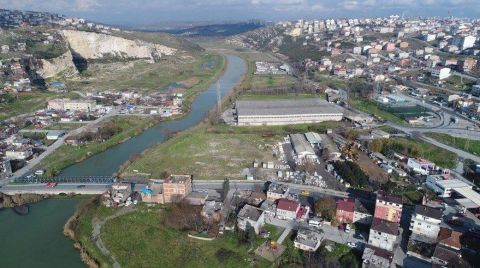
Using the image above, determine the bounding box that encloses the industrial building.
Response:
[289,133,318,163]
[235,99,344,126]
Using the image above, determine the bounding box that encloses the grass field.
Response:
[349,98,406,125]
[0,91,82,121]
[425,133,480,156]
[121,121,344,180]
[73,198,117,268]
[122,124,279,180]
[101,204,271,268]
[36,116,160,177]
[251,74,298,89]
[238,93,323,101]
[370,137,457,168]
[65,53,225,96]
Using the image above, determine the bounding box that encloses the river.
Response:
[0,54,246,267]
[60,54,246,177]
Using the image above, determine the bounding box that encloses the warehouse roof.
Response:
[305,132,322,144]
[454,187,480,207]
[236,98,344,117]
[290,134,315,155]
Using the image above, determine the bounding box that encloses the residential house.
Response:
[353,199,374,224]
[5,147,33,160]
[431,245,463,267]
[294,229,323,251]
[431,66,451,80]
[267,183,289,202]
[437,227,462,251]
[140,184,164,204]
[336,198,355,223]
[409,205,442,243]
[362,246,393,268]
[373,191,403,224]
[276,198,301,220]
[237,204,265,234]
[407,158,436,175]
[368,218,400,251]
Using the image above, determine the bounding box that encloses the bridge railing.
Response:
[14,176,116,184]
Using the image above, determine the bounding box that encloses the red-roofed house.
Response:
[336,198,355,223]
[437,227,462,251]
[276,198,301,220]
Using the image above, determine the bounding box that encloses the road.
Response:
[6,108,119,184]
[1,180,350,199]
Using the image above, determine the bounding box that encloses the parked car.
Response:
[345,224,351,233]
[347,242,356,248]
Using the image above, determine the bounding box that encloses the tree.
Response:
[339,252,360,268]
[314,196,336,221]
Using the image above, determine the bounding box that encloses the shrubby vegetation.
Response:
[368,137,457,168]
[333,161,369,188]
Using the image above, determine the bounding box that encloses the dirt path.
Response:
[91,206,136,268]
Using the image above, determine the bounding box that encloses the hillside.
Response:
[162,22,265,37]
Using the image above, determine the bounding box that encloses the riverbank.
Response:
[34,116,162,178]
[60,54,246,267]
[64,196,115,268]
[31,54,226,179]
[0,192,46,208]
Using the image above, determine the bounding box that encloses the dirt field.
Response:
[121,125,279,180]
[357,152,389,183]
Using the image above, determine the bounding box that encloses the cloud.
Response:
[0,0,478,24]
[75,0,99,11]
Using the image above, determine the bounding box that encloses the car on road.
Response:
[347,242,356,248]
[45,182,57,188]
[345,224,351,233]
[77,185,86,188]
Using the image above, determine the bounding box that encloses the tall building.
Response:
[163,174,192,203]
[368,218,400,251]
[409,205,442,243]
[373,191,403,224]
[47,98,96,112]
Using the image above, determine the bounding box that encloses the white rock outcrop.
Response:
[61,30,176,61]
[37,50,78,78]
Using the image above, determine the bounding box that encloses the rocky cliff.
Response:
[37,50,78,78]
[61,30,177,62]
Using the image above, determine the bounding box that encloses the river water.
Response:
[0,55,246,267]
[60,55,245,177]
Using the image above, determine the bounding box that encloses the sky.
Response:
[0,0,479,26]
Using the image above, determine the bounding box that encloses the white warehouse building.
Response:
[235,99,344,126]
